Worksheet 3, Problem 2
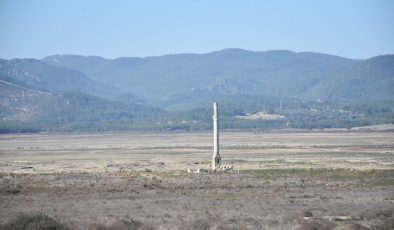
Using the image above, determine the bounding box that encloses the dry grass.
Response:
[0,169,393,229]
[0,132,393,229]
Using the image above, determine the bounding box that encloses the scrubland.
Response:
[0,131,393,229]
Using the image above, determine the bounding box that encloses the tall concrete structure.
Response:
[212,102,221,170]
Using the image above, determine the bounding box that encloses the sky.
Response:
[0,0,393,59]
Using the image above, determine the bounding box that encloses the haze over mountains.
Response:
[1,49,393,132]
[41,49,394,106]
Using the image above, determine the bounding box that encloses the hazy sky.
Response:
[1,0,393,59]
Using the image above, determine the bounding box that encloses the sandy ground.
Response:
[0,131,393,173]
[0,131,393,229]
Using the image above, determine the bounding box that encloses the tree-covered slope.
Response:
[1,49,393,132]
[0,58,143,103]
[42,49,359,106]
[300,55,394,101]
[0,79,166,132]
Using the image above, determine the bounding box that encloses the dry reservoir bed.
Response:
[1,131,393,172]
[0,131,393,229]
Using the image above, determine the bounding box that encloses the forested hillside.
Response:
[1,49,393,132]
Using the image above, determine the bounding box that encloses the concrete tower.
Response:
[212,102,221,170]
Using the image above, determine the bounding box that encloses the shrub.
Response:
[88,219,155,230]
[0,213,67,230]
[297,219,336,230]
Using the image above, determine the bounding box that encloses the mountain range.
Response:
[41,49,394,107]
[1,49,393,132]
